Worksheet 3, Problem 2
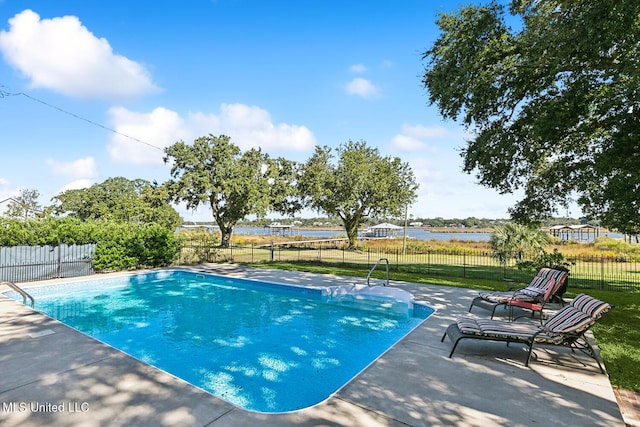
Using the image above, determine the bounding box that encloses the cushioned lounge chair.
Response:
[468,267,569,320]
[442,294,612,372]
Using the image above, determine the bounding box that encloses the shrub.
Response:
[176,228,220,264]
[92,222,181,272]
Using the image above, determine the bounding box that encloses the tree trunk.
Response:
[219,225,233,248]
[346,228,358,249]
[343,217,360,249]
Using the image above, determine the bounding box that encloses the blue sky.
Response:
[0,0,533,221]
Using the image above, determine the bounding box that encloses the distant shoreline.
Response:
[289,226,495,234]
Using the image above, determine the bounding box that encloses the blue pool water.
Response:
[4,270,433,412]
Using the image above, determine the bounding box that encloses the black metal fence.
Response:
[180,241,640,292]
[3,241,638,292]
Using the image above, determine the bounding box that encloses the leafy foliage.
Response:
[164,134,299,247]
[0,217,180,271]
[490,223,551,264]
[0,217,95,246]
[2,188,43,219]
[92,222,181,272]
[298,140,418,248]
[422,0,640,234]
[51,177,181,230]
[175,228,221,264]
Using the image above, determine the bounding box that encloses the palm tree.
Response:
[490,223,551,265]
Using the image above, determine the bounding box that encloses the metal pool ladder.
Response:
[1,280,35,308]
[367,258,389,287]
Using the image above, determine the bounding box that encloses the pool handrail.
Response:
[367,258,389,287]
[1,280,35,308]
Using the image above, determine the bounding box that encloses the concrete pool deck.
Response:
[0,264,627,426]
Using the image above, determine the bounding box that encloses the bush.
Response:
[516,248,575,272]
[176,228,220,264]
[0,217,181,273]
[0,217,99,245]
[92,222,181,272]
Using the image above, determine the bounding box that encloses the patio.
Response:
[0,264,626,426]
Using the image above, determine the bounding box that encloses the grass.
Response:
[212,243,640,291]
[244,260,640,392]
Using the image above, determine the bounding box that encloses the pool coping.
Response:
[0,264,625,426]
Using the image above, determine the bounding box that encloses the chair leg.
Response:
[525,341,535,367]
[448,338,462,358]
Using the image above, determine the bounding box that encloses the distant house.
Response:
[265,223,295,236]
[362,223,404,238]
[549,224,599,242]
[409,221,423,227]
[176,224,218,233]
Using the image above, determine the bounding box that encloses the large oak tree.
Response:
[298,140,418,248]
[163,134,299,247]
[51,177,181,230]
[422,0,640,235]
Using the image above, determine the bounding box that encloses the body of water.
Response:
[232,227,624,242]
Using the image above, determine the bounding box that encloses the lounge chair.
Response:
[442,294,612,372]
[468,267,569,320]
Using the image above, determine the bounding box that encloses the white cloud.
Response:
[0,9,158,99]
[391,124,452,151]
[107,103,316,165]
[0,178,19,201]
[345,77,379,99]
[107,107,186,165]
[190,103,316,152]
[349,64,366,73]
[58,179,94,193]
[45,156,98,178]
[392,134,427,151]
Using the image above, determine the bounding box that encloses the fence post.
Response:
[463,252,466,278]
[396,248,399,271]
[57,242,62,278]
[270,243,274,262]
[601,255,605,290]
[251,243,254,263]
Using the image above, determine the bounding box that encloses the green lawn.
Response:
[213,244,640,291]
[244,261,640,392]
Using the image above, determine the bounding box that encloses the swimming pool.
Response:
[3,270,434,412]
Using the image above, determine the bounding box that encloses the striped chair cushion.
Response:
[571,294,611,319]
[532,268,568,290]
[538,267,569,282]
[477,291,523,304]
[529,268,554,289]
[456,317,540,339]
[543,306,594,335]
[477,268,567,303]
[517,278,555,298]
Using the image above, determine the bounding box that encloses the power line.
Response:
[0,86,163,151]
